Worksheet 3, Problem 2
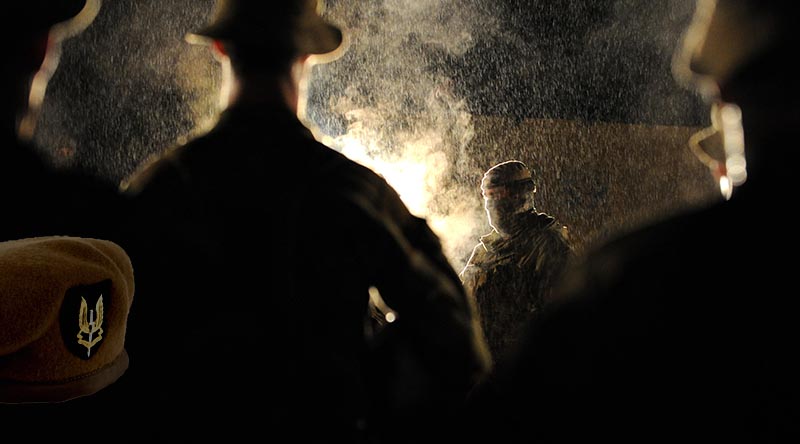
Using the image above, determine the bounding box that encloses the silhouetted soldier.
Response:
[463,1,800,442]
[1,1,121,242]
[460,160,572,365]
[121,0,490,441]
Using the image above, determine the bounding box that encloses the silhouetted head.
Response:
[674,0,800,195]
[3,1,97,138]
[189,0,344,114]
[675,0,799,98]
[190,0,344,75]
[481,160,537,236]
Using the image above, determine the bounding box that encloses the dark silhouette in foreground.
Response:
[1,1,133,434]
[121,1,490,441]
[1,1,121,242]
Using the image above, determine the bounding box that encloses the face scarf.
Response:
[483,185,535,236]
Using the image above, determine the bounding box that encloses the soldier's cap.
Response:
[481,160,536,197]
[0,237,134,404]
[674,0,800,90]
[189,0,344,61]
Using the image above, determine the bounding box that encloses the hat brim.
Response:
[300,21,344,56]
[0,350,128,404]
[46,0,87,26]
[192,17,343,57]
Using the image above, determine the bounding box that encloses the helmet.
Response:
[481,160,536,198]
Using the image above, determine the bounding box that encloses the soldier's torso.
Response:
[463,215,567,359]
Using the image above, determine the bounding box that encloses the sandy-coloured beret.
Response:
[0,236,134,404]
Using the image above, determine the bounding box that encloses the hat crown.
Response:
[196,0,343,56]
[209,0,309,26]
[7,0,86,30]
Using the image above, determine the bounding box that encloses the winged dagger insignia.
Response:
[77,295,104,357]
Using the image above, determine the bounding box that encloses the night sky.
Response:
[310,0,706,131]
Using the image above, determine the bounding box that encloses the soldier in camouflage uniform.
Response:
[461,2,800,442]
[460,160,573,363]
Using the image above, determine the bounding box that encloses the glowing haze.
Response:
[307,0,500,267]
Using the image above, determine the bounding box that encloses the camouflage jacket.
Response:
[460,211,572,362]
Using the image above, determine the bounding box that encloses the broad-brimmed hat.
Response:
[9,0,87,32]
[674,0,800,90]
[191,0,343,58]
[481,160,536,197]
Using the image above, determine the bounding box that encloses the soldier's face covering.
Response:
[483,187,533,236]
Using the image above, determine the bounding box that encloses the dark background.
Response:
[34,0,715,263]
[310,0,705,132]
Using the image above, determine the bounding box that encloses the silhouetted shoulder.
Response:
[124,106,403,208]
[480,197,799,442]
[554,203,721,306]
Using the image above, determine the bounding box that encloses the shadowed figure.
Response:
[0,1,122,242]
[461,1,800,442]
[1,1,134,435]
[120,0,490,441]
[460,160,573,366]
